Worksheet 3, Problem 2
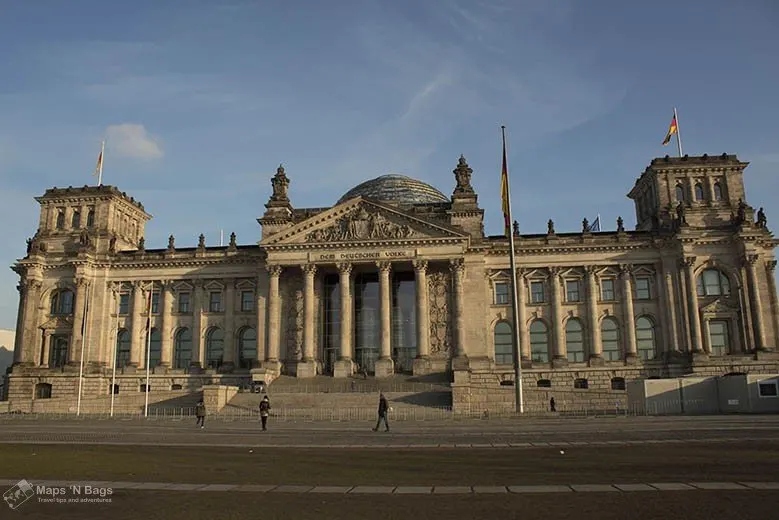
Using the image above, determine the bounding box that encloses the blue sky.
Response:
[0,0,778,329]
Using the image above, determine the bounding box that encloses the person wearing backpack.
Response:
[195,400,206,429]
[259,396,271,431]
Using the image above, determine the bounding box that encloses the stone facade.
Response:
[5,155,779,414]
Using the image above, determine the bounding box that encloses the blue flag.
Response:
[590,215,601,232]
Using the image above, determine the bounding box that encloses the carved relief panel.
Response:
[283,274,304,362]
[428,268,452,357]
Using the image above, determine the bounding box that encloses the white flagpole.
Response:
[220,230,224,247]
[144,282,154,417]
[673,107,683,157]
[502,125,524,414]
[110,311,118,417]
[76,284,90,416]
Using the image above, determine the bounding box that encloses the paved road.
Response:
[1,415,778,447]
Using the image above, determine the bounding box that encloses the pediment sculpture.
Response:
[307,206,416,242]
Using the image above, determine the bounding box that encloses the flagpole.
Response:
[98,140,105,186]
[673,107,683,157]
[76,283,90,416]
[110,311,118,418]
[502,125,524,414]
[144,282,154,418]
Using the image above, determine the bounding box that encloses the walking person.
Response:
[195,399,206,429]
[372,392,390,432]
[549,397,556,413]
[259,395,271,431]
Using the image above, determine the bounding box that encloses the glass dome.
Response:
[337,174,448,205]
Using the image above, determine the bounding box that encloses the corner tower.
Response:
[628,154,749,232]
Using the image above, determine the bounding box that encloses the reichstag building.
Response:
[4,152,779,411]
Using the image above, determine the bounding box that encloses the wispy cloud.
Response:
[105,124,163,160]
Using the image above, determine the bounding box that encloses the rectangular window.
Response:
[601,279,615,301]
[709,320,729,356]
[241,290,254,312]
[178,292,190,313]
[494,282,509,305]
[530,281,545,304]
[635,277,651,300]
[566,280,580,302]
[118,293,129,315]
[209,291,222,312]
[150,292,160,314]
[758,381,778,398]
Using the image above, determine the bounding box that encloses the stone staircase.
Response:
[223,374,453,421]
[6,390,203,415]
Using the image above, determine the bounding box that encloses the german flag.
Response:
[500,135,511,237]
[662,113,678,146]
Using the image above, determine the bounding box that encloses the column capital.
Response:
[619,263,634,276]
[584,265,600,276]
[548,266,563,277]
[337,263,353,275]
[743,254,759,267]
[75,277,90,288]
[449,258,465,274]
[376,261,392,273]
[413,259,428,273]
[300,264,317,276]
[266,265,283,277]
[681,256,696,269]
[767,260,777,272]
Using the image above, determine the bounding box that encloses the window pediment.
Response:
[235,279,256,290]
[203,280,225,291]
[173,281,193,292]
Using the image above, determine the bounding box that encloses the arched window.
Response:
[238,327,258,369]
[147,328,161,369]
[694,183,704,201]
[50,289,74,315]
[635,316,656,360]
[529,320,549,363]
[174,328,192,369]
[71,210,81,228]
[713,182,723,201]
[56,210,65,229]
[493,322,513,365]
[205,328,224,369]
[565,318,585,363]
[86,209,95,228]
[116,329,131,368]
[675,184,685,202]
[601,317,621,361]
[696,269,731,297]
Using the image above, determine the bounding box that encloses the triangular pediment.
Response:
[700,296,739,313]
[40,316,74,330]
[261,197,467,246]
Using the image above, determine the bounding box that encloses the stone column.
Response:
[412,260,431,375]
[739,265,755,351]
[222,278,236,372]
[516,269,530,362]
[191,280,204,371]
[297,265,317,378]
[701,318,712,354]
[684,256,704,354]
[334,263,354,378]
[550,267,567,367]
[68,278,88,367]
[15,279,42,366]
[450,259,468,369]
[375,262,394,377]
[129,281,145,370]
[586,266,603,365]
[255,270,268,366]
[41,331,51,367]
[662,260,681,354]
[12,283,25,366]
[766,260,779,351]
[266,265,282,365]
[745,254,767,351]
[159,281,173,369]
[621,264,638,362]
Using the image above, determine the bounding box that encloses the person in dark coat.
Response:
[549,397,556,413]
[259,396,271,431]
[195,400,206,428]
[372,393,390,432]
